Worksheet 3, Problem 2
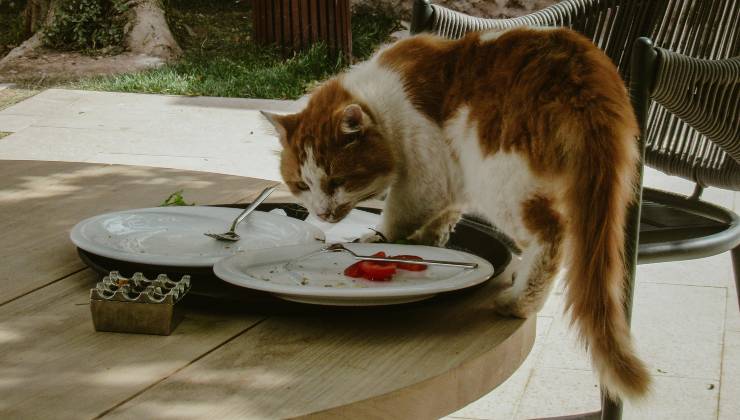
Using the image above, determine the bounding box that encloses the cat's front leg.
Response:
[407,206,462,246]
[362,186,454,244]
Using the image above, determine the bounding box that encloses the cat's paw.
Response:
[407,225,450,247]
[407,207,461,247]
[357,230,387,243]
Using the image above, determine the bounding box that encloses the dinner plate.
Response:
[70,206,325,267]
[213,243,495,306]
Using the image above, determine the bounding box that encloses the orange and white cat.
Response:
[263,27,650,400]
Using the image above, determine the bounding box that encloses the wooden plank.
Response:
[281,0,292,55]
[0,269,265,419]
[291,0,302,51]
[340,0,351,60]
[253,0,262,44]
[310,0,320,43]
[0,161,275,304]
[301,0,311,48]
[327,0,337,54]
[319,0,328,45]
[265,0,275,46]
[103,281,535,419]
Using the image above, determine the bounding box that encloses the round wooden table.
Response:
[0,160,535,419]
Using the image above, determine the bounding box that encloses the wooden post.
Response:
[253,0,352,60]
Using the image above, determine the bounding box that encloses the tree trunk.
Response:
[3,0,180,68]
[127,0,182,60]
[23,0,55,35]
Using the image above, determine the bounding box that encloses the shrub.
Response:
[42,0,130,53]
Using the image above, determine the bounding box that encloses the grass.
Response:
[0,86,39,111]
[0,0,29,59]
[71,1,402,99]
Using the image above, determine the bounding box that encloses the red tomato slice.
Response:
[343,251,400,281]
[343,261,364,278]
[358,251,396,281]
[391,255,427,271]
[358,261,396,281]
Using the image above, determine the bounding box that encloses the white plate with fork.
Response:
[213,242,494,306]
[70,206,325,267]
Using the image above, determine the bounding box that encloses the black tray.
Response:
[78,203,513,311]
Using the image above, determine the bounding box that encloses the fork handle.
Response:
[229,185,278,231]
[356,256,478,269]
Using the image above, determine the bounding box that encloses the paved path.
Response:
[0,89,737,420]
[0,89,308,181]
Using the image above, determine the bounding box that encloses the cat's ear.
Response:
[340,104,372,134]
[261,111,298,146]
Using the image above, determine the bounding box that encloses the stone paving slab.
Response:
[719,331,740,420]
[0,89,307,181]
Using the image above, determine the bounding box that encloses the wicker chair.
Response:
[410,1,740,419]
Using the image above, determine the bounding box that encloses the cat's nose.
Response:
[319,210,344,223]
[318,211,334,222]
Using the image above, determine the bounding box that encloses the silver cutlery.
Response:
[205,185,278,241]
[303,243,479,269]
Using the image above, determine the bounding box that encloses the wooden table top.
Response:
[0,160,535,419]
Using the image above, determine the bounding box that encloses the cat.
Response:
[262,26,650,400]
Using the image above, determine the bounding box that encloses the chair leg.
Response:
[601,394,622,420]
[732,245,740,310]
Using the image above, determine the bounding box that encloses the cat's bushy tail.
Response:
[563,114,651,400]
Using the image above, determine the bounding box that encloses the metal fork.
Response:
[205,185,278,241]
[300,243,478,269]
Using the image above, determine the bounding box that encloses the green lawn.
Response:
[71,1,401,99]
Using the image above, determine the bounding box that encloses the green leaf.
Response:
[160,190,195,206]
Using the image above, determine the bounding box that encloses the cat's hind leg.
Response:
[493,195,564,318]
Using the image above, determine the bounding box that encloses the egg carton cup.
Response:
[90,272,191,335]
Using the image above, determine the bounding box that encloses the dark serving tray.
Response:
[77,202,514,312]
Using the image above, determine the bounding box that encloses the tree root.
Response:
[0,0,181,83]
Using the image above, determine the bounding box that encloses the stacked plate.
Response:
[71,205,500,306]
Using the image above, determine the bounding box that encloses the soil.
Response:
[0,0,178,86]
[0,48,166,84]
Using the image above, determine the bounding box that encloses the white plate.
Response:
[70,206,325,267]
[214,243,495,306]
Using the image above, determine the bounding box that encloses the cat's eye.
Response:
[329,177,346,189]
[295,181,309,191]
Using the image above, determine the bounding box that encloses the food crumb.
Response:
[324,284,333,288]
[707,384,715,390]
[300,278,309,285]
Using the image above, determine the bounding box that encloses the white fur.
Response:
[300,147,330,216]
[479,30,504,42]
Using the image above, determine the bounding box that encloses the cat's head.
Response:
[262,79,396,223]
